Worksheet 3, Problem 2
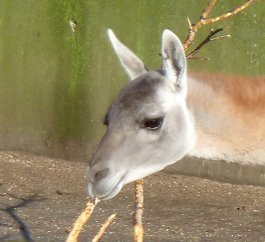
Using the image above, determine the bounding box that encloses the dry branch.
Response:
[201,0,218,19]
[66,198,99,242]
[92,213,117,242]
[205,0,257,24]
[133,179,144,242]
[186,27,231,59]
[183,0,257,52]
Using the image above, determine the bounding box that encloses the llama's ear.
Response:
[161,29,187,90]
[108,29,147,81]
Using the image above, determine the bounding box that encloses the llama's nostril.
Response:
[94,168,109,182]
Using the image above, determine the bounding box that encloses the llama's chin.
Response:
[87,174,126,200]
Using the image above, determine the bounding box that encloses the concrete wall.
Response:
[0,1,264,184]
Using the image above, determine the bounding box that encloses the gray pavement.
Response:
[1,151,265,241]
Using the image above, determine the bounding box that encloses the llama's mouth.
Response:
[87,174,126,200]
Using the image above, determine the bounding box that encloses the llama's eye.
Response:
[142,117,164,130]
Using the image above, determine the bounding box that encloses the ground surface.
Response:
[1,151,265,242]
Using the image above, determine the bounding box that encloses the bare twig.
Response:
[186,28,224,59]
[133,179,144,242]
[186,27,231,59]
[92,213,117,242]
[183,0,257,52]
[66,198,99,242]
[201,0,218,19]
[210,34,231,41]
[205,0,257,24]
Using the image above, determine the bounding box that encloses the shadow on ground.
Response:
[1,151,265,241]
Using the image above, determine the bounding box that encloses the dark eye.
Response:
[142,117,164,130]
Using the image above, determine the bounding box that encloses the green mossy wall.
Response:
[0,0,263,160]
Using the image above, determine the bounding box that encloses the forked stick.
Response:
[133,179,144,242]
[186,27,231,59]
[66,198,99,242]
[92,213,117,242]
[183,0,257,52]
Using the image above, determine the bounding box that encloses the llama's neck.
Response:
[186,73,265,165]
